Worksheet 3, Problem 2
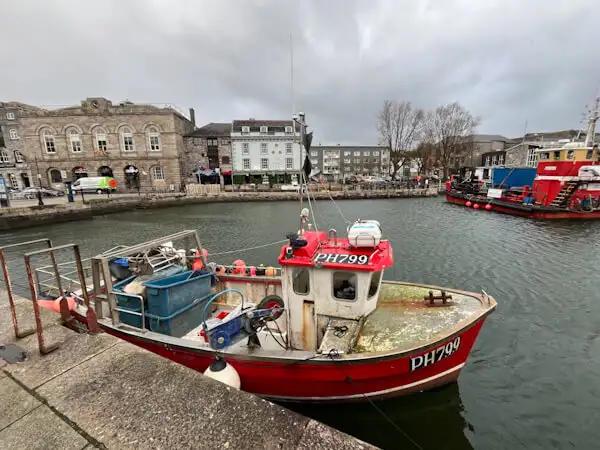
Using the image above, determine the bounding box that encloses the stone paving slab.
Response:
[37,342,312,450]
[0,404,88,450]
[5,329,117,389]
[298,420,376,449]
[0,377,41,431]
[0,295,60,344]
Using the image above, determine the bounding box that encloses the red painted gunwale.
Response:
[446,191,600,220]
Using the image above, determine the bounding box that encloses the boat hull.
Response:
[446,191,600,220]
[74,311,489,403]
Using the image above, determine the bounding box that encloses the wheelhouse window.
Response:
[539,152,549,160]
[368,271,383,299]
[292,267,310,295]
[586,150,593,159]
[567,150,574,160]
[553,151,561,160]
[333,271,357,301]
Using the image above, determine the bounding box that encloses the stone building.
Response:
[0,102,34,190]
[183,123,232,183]
[309,145,390,181]
[17,97,195,191]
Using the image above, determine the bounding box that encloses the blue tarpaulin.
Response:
[491,168,537,188]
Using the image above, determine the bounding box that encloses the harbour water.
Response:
[1,196,599,449]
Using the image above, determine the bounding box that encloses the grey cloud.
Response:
[1,0,599,144]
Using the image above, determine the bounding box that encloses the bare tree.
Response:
[423,102,479,178]
[414,142,436,175]
[377,100,425,180]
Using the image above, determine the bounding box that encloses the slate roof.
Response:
[186,122,231,137]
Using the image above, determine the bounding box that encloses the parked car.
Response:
[21,187,65,199]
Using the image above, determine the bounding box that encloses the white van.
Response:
[72,176,117,194]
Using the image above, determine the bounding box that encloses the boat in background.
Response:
[446,97,600,219]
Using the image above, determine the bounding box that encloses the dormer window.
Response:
[241,126,250,134]
[260,126,268,133]
[285,126,293,134]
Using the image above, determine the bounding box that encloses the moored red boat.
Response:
[446,97,600,219]
[68,219,495,402]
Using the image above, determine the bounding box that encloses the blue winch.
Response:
[201,290,284,350]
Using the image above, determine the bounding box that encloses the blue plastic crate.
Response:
[113,276,146,328]
[146,294,211,338]
[143,270,212,317]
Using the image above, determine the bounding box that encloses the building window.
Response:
[373,151,380,156]
[6,112,15,120]
[333,271,357,301]
[151,166,165,181]
[243,158,250,170]
[14,151,23,163]
[261,143,268,154]
[286,143,293,155]
[221,156,230,164]
[96,133,107,152]
[242,143,249,155]
[8,173,18,189]
[69,130,82,153]
[9,129,18,140]
[344,158,350,163]
[492,155,498,165]
[498,154,504,165]
[194,137,202,145]
[285,126,293,134]
[0,149,8,163]
[293,268,310,295]
[311,159,318,166]
[121,127,134,152]
[344,167,351,172]
[485,156,491,166]
[286,158,293,169]
[42,130,56,153]
[147,126,160,151]
[354,151,361,156]
[261,158,268,169]
[207,138,218,146]
[49,168,62,183]
[260,126,268,133]
[241,126,250,134]
[354,158,360,164]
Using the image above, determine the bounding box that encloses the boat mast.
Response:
[584,97,599,147]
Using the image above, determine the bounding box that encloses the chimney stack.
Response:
[189,108,196,126]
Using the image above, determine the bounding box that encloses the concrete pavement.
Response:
[0,292,377,450]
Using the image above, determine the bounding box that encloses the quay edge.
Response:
[0,188,438,231]
[0,291,378,450]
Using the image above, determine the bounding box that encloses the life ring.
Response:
[257,295,284,320]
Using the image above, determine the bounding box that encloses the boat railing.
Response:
[34,245,128,298]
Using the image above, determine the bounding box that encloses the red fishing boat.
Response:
[64,212,495,403]
[446,98,600,219]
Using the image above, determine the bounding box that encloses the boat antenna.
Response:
[584,96,600,147]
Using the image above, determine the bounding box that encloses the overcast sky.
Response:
[1,0,599,144]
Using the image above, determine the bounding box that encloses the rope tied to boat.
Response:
[206,239,288,257]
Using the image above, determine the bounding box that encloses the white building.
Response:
[231,119,304,184]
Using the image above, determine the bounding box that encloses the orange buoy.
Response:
[249,266,257,276]
[38,296,76,313]
[265,266,276,277]
[485,204,492,210]
[215,265,226,274]
[473,204,480,209]
[465,201,472,207]
[193,249,209,270]
[232,259,246,275]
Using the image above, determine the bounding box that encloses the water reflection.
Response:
[286,382,473,450]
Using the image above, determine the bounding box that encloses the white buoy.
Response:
[204,358,241,390]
